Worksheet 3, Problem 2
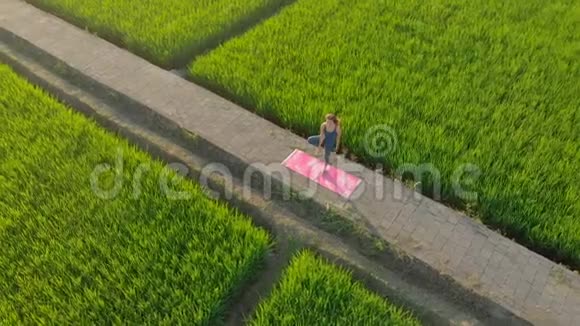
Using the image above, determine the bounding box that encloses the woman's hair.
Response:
[325,113,339,125]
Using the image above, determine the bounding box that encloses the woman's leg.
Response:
[324,148,331,164]
[307,135,320,147]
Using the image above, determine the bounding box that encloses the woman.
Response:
[307,113,341,165]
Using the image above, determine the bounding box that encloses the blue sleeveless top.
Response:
[324,125,337,150]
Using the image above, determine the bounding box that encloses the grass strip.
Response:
[26,0,289,67]
[250,251,421,325]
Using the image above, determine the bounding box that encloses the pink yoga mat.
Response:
[282,149,362,199]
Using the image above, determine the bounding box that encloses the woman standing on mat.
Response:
[308,113,341,166]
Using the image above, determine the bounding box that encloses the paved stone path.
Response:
[1,1,579,324]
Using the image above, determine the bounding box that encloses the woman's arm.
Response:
[336,125,341,152]
[318,123,326,147]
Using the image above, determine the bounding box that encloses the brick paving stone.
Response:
[401,214,419,234]
[524,289,543,308]
[410,225,427,243]
[456,255,482,281]
[420,222,439,244]
[514,279,533,303]
[537,292,555,311]
[436,221,455,239]
[395,229,413,243]
[385,219,405,240]
[466,233,487,257]
[520,264,538,285]
[2,2,579,324]
[532,266,551,294]
[430,232,448,253]
[480,267,496,287]
[446,243,469,270]
[380,204,403,229]
[446,213,460,225]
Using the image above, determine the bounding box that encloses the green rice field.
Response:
[0,64,271,324]
[250,251,421,325]
[25,0,288,67]
[191,0,580,266]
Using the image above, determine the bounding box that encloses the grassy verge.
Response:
[25,0,289,67]
[249,251,421,325]
[0,64,270,324]
[190,0,580,267]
